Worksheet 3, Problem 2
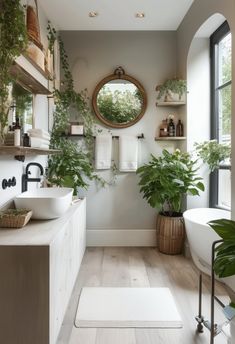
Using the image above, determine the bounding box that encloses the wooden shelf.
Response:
[0,146,61,162]
[155,137,186,141]
[156,101,186,107]
[10,55,52,95]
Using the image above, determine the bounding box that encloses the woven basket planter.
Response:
[157,213,185,255]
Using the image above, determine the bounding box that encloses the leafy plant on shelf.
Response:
[194,140,231,172]
[0,0,28,142]
[47,23,107,194]
[136,149,204,216]
[156,78,187,101]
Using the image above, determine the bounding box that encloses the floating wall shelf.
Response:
[10,55,52,95]
[0,146,61,162]
[155,137,186,141]
[156,101,186,107]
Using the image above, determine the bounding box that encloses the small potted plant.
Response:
[194,140,231,172]
[156,78,187,103]
[137,149,204,254]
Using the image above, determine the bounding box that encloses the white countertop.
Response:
[0,200,84,246]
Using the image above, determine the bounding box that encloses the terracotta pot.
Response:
[157,213,185,255]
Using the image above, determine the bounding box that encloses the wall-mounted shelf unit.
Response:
[156,101,186,107]
[0,146,61,162]
[10,55,52,95]
[155,137,186,141]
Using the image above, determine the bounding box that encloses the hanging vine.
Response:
[47,22,114,193]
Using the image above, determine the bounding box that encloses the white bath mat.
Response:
[75,287,183,328]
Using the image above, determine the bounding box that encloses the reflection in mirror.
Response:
[97,80,143,124]
[92,67,147,128]
[9,83,33,132]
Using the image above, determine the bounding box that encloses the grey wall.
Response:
[61,31,179,245]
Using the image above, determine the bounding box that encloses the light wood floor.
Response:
[57,247,230,344]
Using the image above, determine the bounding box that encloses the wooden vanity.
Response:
[0,199,86,344]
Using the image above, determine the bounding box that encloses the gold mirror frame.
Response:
[92,67,147,128]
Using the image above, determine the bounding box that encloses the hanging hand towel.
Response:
[95,134,112,170]
[119,135,138,172]
[28,129,50,140]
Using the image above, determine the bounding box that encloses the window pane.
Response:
[218,84,231,143]
[218,33,231,85]
[218,169,231,208]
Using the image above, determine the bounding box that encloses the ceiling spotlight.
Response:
[89,11,98,18]
[135,12,145,18]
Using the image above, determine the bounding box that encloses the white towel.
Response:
[28,129,50,140]
[119,135,138,172]
[30,137,50,149]
[95,134,112,169]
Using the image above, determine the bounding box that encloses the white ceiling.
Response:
[39,0,194,31]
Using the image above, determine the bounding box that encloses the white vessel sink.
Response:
[14,188,73,220]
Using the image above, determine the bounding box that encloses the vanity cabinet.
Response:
[0,199,86,344]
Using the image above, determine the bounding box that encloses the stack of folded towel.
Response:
[27,129,50,149]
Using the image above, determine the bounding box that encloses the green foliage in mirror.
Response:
[97,83,143,124]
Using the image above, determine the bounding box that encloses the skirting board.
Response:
[86,229,156,247]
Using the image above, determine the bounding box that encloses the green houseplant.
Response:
[0,0,28,142]
[208,219,235,314]
[195,140,231,172]
[156,78,187,102]
[137,149,204,254]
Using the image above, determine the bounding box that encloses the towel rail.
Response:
[62,133,145,140]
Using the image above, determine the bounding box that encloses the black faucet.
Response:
[22,162,44,192]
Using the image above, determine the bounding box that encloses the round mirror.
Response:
[92,67,147,128]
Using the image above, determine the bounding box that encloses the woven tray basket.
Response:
[0,210,33,229]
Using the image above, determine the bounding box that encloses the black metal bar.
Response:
[63,133,145,140]
[195,273,204,333]
[214,295,225,308]
[210,239,223,344]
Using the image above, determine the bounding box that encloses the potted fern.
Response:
[137,149,204,254]
[156,78,187,103]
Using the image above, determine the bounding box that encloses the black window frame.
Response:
[210,21,231,209]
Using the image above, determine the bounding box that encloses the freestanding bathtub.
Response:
[183,208,234,291]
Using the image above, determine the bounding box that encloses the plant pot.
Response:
[164,91,186,103]
[157,213,185,255]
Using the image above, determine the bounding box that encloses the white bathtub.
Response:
[183,208,235,292]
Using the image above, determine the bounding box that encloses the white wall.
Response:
[187,37,210,208]
[0,2,51,208]
[177,0,235,218]
[61,31,179,246]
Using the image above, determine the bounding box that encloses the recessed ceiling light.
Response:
[89,11,98,18]
[135,12,145,18]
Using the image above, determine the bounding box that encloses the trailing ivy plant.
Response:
[47,23,111,194]
[0,0,28,142]
[194,140,231,172]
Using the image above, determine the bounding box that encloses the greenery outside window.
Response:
[210,21,231,209]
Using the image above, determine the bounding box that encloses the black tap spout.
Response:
[22,162,44,192]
